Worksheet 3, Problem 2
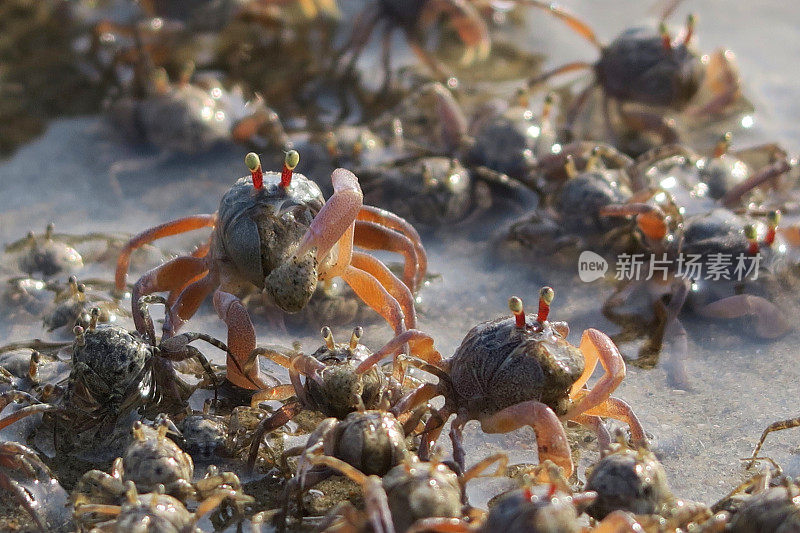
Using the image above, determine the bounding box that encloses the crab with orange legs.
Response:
[245,325,432,469]
[115,150,426,392]
[520,1,743,150]
[335,0,491,86]
[371,287,646,478]
[596,140,796,387]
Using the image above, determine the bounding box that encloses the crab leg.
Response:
[114,214,216,291]
[213,289,269,390]
[167,272,216,333]
[247,400,304,470]
[516,0,602,49]
[720,158,792,207]
[422,0,491,65]
[356,330,442,373]
[581,397,647,445]
[528,61,594,89]
[130,256,209,333]
[341,265,406,337]
[563,329,625,421]
[600,203,668,241]
[354,222,420,292]
[357,205,427,290]
[697,295,791,339]
[573,414,612,451]
[351,252,416,330]
[479,401,573,476]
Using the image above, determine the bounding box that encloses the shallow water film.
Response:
[2,0,800,531]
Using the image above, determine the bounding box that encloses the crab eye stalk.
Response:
[766,210,781,246]
[89,307,100,330]
[245,152,263,189]
[538,286,554,323]
[542,92,557,121]
[321,326,335,350]
[73,325,86,347]
[745,223,759,254]
[564,155,578,179]
[281,150,300,189]
[587,146,602,171]
[349,326,363,351]
[713,132,732,158]
[683,14,695,46]
[659,22,672,51]
[509,296,525,328]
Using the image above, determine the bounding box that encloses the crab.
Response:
[276,410,414,528]
[73,417,252,510]
[335,0,491,84]
[108,62,288,154]
[114,151,427,391]
[380,287,646,477]
[0,299,224,458]
[0,441,70,532]
[74,480,241,533]
[307,453,507,533]
[523,1,743,147]
[245,325,428,467]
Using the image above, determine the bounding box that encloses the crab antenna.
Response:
[713,132,732,158]
[564,155,578,179]
[89,307,100,330]
[745,224,759,255]
[587,146,602,171]
[683,14,695,46]
[321,326,335,350]
[659,22,672,51]
[281,150,300,189]
[68,276,78,294]
[73,325,86,347]
[132,421,146,441]
[29,351,40,383]
[538,286,555,323]
[765,210,781,246]
[45,222,55,240]
[508,296,526,328]
[245,152,263,189]
[349,326,363,351]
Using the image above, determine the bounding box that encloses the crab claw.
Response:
[600,203,668,241]
[421,0,491,65]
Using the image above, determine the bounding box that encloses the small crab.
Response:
[525,1,742,145]
[74,480,240,533]
[0,441,70,532]
[385,288,646,477]
[42,275,128,333]
[73,417,251,509]
[335,0,491,84]
[4,223,92,277]
[114,151,427,390]
[0,299,223,457]
[307,453,507,533]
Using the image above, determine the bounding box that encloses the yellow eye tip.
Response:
[285,150,300,170]
[245,152,260,172]
[540,286,555,305]
[508,296,524,314]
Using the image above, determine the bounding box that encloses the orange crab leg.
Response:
[600,203,668,240]
[357,205,427,290]
[581,396,647,445]
[167,272,216,333]
[350,251,416,330]
[341,265,405,337]
[356,330,442,373]
[354,221,419,293]
[517,0,602,49]
[563,329,626,421]
[131,256,209,333]
[422,0,491,65]
[115,214,216,291]
[479,400,573,477]
[213,289,268,390]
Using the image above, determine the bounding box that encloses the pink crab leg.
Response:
[341,265,406,337]
[479,400,573,477]
[350,252,416,330]
[213,289,269,390]
[250,384,296,406]
[354,222,419,292]
[115,214,216,291]
[357,205,427,290]
[130,256,209,333]
[581,397,647,445]
[721,158,792,207]
[697,295,791,339]
[296,168,363,261]
[356,330,442,373]
[528,61,594,89]
[563,329,625,421]
[320,223,354,281]
[0,404,60,431]
[167,272,216,334]
[389,382,440,419]
[517,0,602,49]
[573,414,612,451]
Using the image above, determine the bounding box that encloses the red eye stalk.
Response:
[683,14,695,46]
[538,286,554,323]
[509,296,525,328]
[745,224,759,255]
[713,132,732,159]
[281,150,300,189]
[659,22,672,51]
[766,210,781,246]
[245,152,263,189]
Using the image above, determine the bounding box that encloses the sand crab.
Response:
[382,287,646,477]
[0,300,223,457]
[114,151,427,391]
[109,63,287,154]
[335,0,491,84]
[524,1,742,145]
[73,418,252,510]
[0,441,70,532]
[74,480,240,533]
[307,453,506,532]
